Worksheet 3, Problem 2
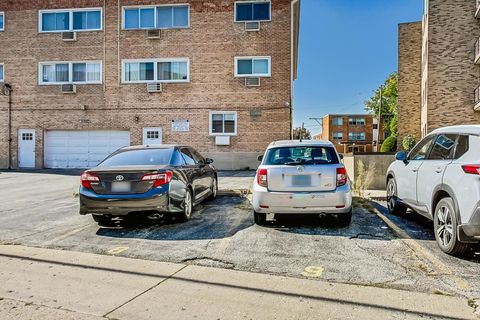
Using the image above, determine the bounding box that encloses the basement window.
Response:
[210,112,237,136]
[235,1,271,22]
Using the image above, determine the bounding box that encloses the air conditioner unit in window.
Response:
[215,136,230,146]
[245,21,260,32]
[61,84,76,94]
[61,31,77,41]
[245,77,260,87]
[146,29,161,39]
[147,83,162,93]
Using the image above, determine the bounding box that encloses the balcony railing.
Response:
[475,38,480,64]
[476,0,480,18]
[474,85,480,111]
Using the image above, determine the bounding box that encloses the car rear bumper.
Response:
[79,186,180,216]
[252,183,352,214]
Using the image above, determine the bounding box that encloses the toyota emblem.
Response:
[115,175,125,181]
[297,166,304,172]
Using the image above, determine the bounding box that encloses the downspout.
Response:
[290,0,299,139]
[5,84,12,170]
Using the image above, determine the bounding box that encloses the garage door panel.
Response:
[45,131,130,169]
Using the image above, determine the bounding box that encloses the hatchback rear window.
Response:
[97,149,173,167]
[264,146,339,166]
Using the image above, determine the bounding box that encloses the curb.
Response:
[217,189,250,197]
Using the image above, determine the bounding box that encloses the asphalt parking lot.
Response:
[1,170,480,305]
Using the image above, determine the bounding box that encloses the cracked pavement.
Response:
[1,170,480,305]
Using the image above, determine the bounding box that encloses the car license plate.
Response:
[111,182,131,193]
[292,175,311,186]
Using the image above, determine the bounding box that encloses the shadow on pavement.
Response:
[95,196,254,241]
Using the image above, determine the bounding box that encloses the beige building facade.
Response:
[398,0,480,148]
[0,0,300,170]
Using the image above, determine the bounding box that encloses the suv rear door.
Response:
[416,134,458,216]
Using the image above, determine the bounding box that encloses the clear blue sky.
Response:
[293,0,423,136]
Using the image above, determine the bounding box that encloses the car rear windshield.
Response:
[264,146,339,166]
[97,149,174,167]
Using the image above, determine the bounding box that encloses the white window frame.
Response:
[209,111,238,136]
[234,1,272,22]
[38,8,103,33]
[234,56,271,77]
[0,12,4,32]
[38,61,103,85]
[349,132,366,141]
[349,117,366,126]
[122,4,190,30]
[0,63,4,83]
[333,132,343,140]
[121,58,190,84]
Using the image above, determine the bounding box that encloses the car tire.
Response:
[178,188,193,222]
[208,177,218,200]
[92,215,111,226]
[434,198,470,256]
[337,210,352,227]
[387,178,407,216]
[254,211,266,225]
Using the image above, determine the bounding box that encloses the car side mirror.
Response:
[339,154,344,160]
[257,155,264,162]
[205,158,214,164]
[395,151,407,162]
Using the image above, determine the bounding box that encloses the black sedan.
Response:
[79,145,217,225]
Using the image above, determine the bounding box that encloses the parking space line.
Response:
[41,224,92,247]
[369,203,470,291]
[301,266,324,278]
[108,247,129,255]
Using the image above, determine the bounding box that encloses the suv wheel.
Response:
[337,210,352,227]
[254,211,266,225]
[387,178,407,215]
[434,198,470,255]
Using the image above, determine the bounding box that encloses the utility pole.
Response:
[299,122,304,142]
[373,85,383,152]
[1,83,12,169]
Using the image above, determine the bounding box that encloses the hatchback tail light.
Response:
[256,168,268,188]
[336,167,348,187]
[462,165,480,175]
[81,172,100,189]
[142,172,172,187]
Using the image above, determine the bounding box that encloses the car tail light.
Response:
[337,167,348,187]
[462,165,480,175]
[256,168,268,188]
[81,172,100,189]
[142,172,172,187]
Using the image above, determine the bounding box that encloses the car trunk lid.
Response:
[266,165,338,192]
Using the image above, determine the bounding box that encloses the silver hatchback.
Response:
[252,140,353,225]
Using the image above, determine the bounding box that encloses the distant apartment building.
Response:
[316,114,386,153]
[397,0,480,147]
[0,0,300,170]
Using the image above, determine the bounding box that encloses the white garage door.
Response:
[44,130,130,168]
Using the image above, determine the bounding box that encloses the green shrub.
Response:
[381,136,397,152]
[402,134,416,152]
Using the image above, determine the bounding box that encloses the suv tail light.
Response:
[256,168,268,187]
[81,172,100,189]
[337,167,348,187]
[142,172,172,187]
[462,165,480,175]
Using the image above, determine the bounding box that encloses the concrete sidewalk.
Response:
[0,245,475,320]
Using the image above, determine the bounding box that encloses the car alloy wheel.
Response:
[212,178,217,198]
[435,204,454,247]
[386,179,406,215]
[184,190,192,219]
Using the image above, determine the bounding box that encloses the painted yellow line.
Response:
[107,247,129,255]
[370,205,470,290]
[41,224,92,246]
[301,266,324,278]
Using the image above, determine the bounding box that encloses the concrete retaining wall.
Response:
[204,152,261,171]
[343,153,396,190]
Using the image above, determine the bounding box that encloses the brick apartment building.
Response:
[315,114,387,153]
[398,0,480,147]
[0,0,300,170]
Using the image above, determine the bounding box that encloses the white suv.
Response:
[387,125,480,255]
[252,140,353,226]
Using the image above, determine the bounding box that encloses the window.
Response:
[348,132,365,141]
[235,57,271,77]
[39,61,102,85]
[333,132,343,140]
[122,59,189,83]
[264,146,339,166]
[98,149,174,167]
[349,117,366,126]
[22,133,33,141]
[0,12,4,31]
[408,135,435,161]
[123,5,189,30]
[189,148,205,164]
[210,112,237,136]
[454,135,469,159]
[39,9,102,32]
[170,150,186,166]
[0,64,3,82]
[332,117,343,126]
[146,131,159,140]
[180,148,196,165]
[235,1,271,22]
[429,134,456,160]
